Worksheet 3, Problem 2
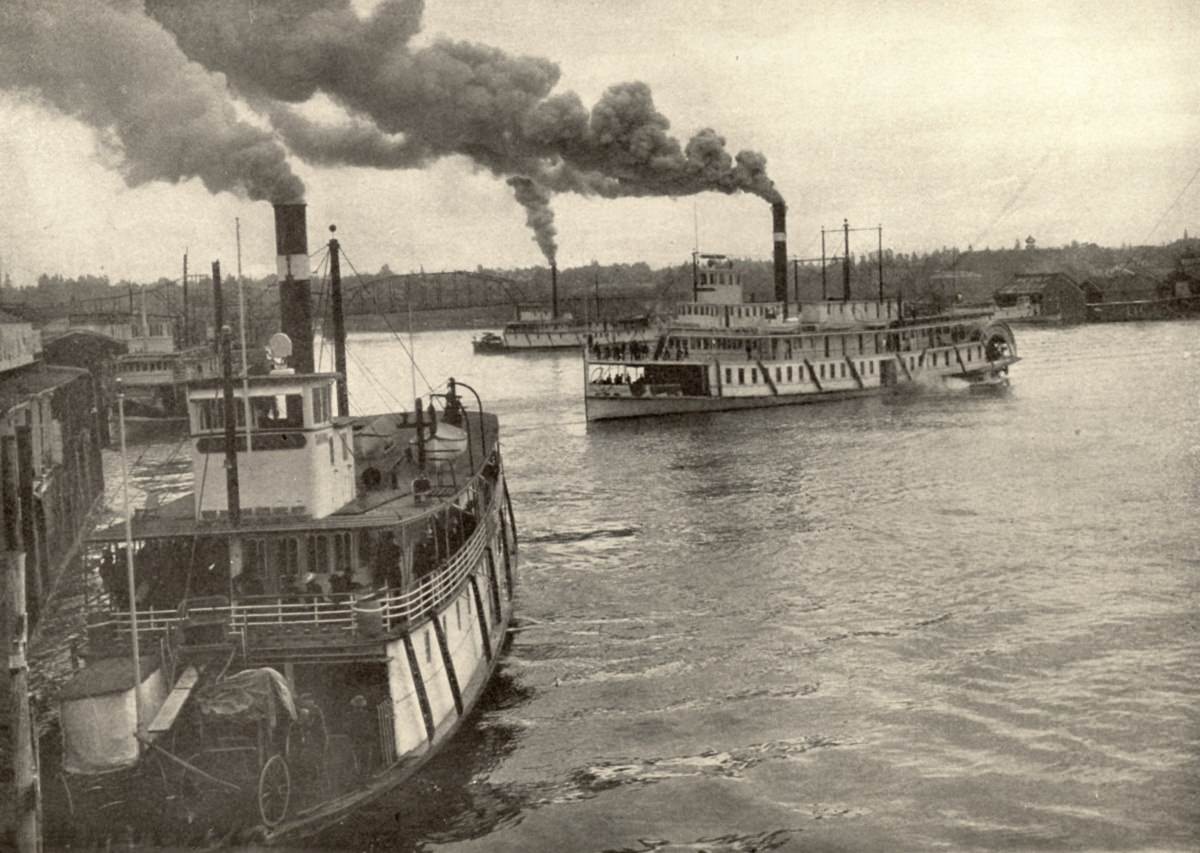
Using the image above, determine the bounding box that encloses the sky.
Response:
[0,0,1197,284]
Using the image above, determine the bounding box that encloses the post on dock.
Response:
[3,432,41,853]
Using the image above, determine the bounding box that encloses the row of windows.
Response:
[721,346,981,387]
[668,323,977,360]
[121,360,173,373]
[195,387,340,433]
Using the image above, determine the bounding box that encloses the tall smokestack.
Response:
[772,202,788,313]
[273,203,314,373]
[551,262,559,320]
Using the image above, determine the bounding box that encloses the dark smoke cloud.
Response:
[0,0,304,203]
[145,0,783,248]
[506,177,557,264]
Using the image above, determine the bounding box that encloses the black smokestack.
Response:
[551,262,559,320]
[274,203,314,374]
[772,202,788,307]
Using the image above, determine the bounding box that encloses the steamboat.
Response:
[472,264,658,352]
[50,205,518,846]
[584,206,1019,421]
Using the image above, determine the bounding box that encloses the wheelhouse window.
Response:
[311,385,332,424]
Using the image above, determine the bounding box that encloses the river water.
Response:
[50,320,1200,851]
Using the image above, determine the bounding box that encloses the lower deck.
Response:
[586,340,1017,420]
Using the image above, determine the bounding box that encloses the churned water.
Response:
[57,321,1200,851]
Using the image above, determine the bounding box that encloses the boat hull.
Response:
[257,545,515,845]
[585,364,1016,421]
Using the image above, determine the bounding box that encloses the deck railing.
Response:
[98,483,504,649]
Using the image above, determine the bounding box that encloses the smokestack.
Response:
[772,202,788,312]
[551,262,559,320]
[273,203,314,373]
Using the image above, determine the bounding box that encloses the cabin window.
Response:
[311,386,332,424]
[840,363,847,378]
[819,364,825,379]
[775,367,782,382]
[787,365,793,382]
[725,367,733,384]
[750,368,757,383]
[425,630,432,663]
[308,535,329,573]
[738,368,745,384]
[456,599,462,630]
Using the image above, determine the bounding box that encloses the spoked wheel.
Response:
[257,754,291,828]
[58,771,75,817]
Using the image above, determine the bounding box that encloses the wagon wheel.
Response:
[257,754,291,828]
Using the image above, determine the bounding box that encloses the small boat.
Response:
[471,331,506,353]
[51,204,519,847]
[584,241,1019,421]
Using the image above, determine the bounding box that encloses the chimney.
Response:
[772,202,788,309]
[550,261,559,320]
[273,203,314,374]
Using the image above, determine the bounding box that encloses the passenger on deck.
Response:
[235,567,265,598]
[303,572,328,601]
[330,567,354,596]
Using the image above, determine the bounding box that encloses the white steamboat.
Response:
[585,239,1018,421]
[52,205,518,846]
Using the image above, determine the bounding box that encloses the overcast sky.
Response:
[1,0,1197,283]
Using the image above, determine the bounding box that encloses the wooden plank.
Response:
[146,665,200,737]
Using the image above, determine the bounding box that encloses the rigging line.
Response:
[344,343,408,414]
[336,247,437,395]
[1144,162,1200,244]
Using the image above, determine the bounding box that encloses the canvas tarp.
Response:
[59,660,168,775]
[197,668,297,728]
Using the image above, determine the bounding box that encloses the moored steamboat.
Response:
[50,205,518,846]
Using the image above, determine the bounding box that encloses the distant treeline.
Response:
[5,238,1199,332]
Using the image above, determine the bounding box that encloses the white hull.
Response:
[587,353,1017,421]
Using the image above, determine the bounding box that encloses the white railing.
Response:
[100,486,503,646]
[376,513,493,630]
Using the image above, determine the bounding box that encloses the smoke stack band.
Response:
[274,203,314,373]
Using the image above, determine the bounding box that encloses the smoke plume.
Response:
[1,0,782,254]
[0,0,304,203]
[145,0,782,249]
[506,177,557,264]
